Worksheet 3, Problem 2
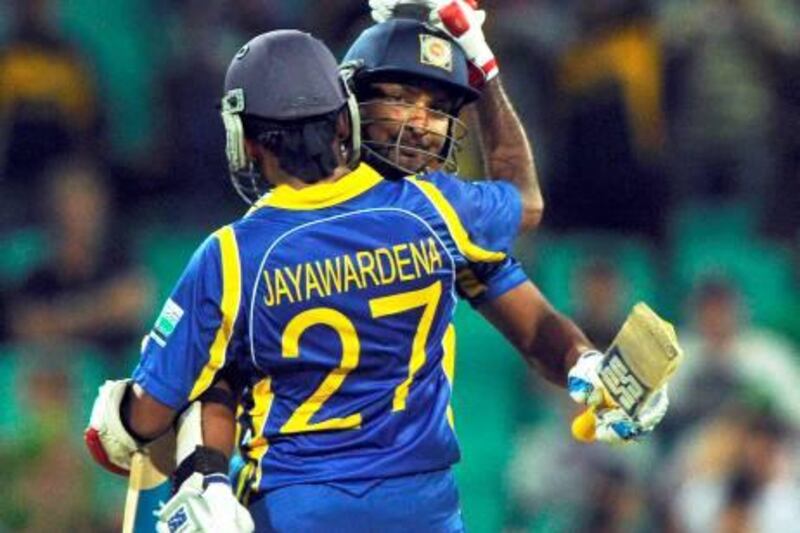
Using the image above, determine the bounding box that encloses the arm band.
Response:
[197,386,237,414]
[172,446,230,493]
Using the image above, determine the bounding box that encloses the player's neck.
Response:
[274,165,352,190]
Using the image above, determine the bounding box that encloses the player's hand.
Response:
[567,351,669,443]
[84,379,141,475]
[369,0,403,22]
[369,0,479,23]
[591,388,669,443]
[156,472,254,533]
[368,0,498,88]
[566,350,605,406]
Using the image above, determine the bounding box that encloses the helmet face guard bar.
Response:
[229,163,272,206]
[358,99,467,177]
[220,88,272,205]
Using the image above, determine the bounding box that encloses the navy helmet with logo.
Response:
[221,30,360,203]
[342,18,479,105]
[341,19,478,178]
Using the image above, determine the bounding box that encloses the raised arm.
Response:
[370,0,544,230]
[469,79,543,231]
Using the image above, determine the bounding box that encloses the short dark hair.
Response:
[241,108,343,184]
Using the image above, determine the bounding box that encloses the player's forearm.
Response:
[479,282,592,386]
[200,381,237,459]
[472,77,543,230]
[523,310,593,387]
[200,402,236,458]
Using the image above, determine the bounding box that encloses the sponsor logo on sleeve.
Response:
[149,298,184,347]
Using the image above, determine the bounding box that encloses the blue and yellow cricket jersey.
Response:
[133,163,526,496]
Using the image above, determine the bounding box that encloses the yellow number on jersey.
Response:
[370,281,442,411]
[280,308,362,433]
[279,281,443,433]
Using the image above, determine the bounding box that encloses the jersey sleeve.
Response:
[456,256,528,308]
[132,226,244,410]
[425,171,523,254]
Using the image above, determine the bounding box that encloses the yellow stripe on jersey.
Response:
[235,461,256,503]
[408,178,506,263]
[234,403,244,453]
[247,377,275,491]
[249,163,383,212]
[189,226,242,400]
[441,324,456,429]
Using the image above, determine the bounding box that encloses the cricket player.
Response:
[85,5,669,533]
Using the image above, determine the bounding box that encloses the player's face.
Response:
[360,82,455,173]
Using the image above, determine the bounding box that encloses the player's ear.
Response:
[335,108,357,167]
[243,138,261,160]
[336,107,351,141]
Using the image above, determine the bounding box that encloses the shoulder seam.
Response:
[405,178,506,263]
[189,224,243,400]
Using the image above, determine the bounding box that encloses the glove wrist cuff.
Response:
[481,58,499,82]
[173,446,230,493]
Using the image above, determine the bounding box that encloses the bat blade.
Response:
[572,302,684,442]
[121,452,145,533]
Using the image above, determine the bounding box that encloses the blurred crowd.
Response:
[0,0,798,531]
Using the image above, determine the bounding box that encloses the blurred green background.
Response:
[1,0,799,531]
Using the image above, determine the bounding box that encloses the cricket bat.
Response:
[121,431,176,533]
[571,302,684,442]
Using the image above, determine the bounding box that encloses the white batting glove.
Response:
[369,0,401,22]
[430,0,498,87]
[566,350,606,407]
[84,379,141,475]
[156,473,254,533]
[368,0,498,88]
[567,351,670,443]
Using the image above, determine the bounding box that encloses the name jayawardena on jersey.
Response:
[262,237,444,307]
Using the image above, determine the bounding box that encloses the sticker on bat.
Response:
[599,348,647,415]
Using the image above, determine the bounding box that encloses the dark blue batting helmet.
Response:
[340,19,476,178]
[342,19,480,106]
[221,30,360,202]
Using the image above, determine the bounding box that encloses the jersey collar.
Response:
[251,163,384,211]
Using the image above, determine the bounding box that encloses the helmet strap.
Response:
[221,89,273,205]
[340,65,362,170]
[221,89,248,173]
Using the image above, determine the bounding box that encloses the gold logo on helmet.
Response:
[419,34,453,72]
